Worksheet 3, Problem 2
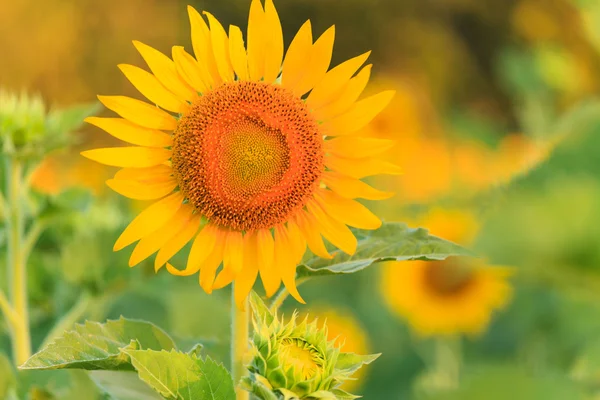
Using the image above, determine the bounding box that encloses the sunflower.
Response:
[381,257,513,336]
[297,306,371,392]
[81,0,398,307]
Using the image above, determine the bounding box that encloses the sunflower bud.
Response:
[0,89,98,158]
[243,292,379,399]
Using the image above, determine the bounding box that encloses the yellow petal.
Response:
[228,26,249,81]
[85,117,172,148]
[114,164,173,183]
[97,95,176,130]
[294,210,332,259]
[315,189,381,230]
[293,26,335,97]
[172,46,210,93]
[306,199,357,255]
[325,155,402,179]
[187,6,220,87]
[203,11,234,82]
[263,0,284,83]
[235,234,260,309]
[129,204,194,267]
[307,51,370,110]
[156,214,201,271]
[255,228,279,297]
[322,90,395,136]
[117,64,189,114]
[184,223,218,274]
[314,64,372,121]
[223,231,244,276]
[286,219,307,262]
[166,226,224,279]
[324,136,395,158]
[106,178,177,200]
[114,191,184,251]
[274,225,305,304]
[247,0,266,81]
[199,228,227,293]
[132,40,197,102]
[322,171,394,200]
[281,20,312,89]
[212,264,235,290]
[234,263,259,310]
[81,147,171,168]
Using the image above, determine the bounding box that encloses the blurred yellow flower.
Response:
[376,129,554,208]
[30,157,64,195]
[381,257,513,337]
[511,0,561,42]
[82,0,398,307]
[30,155,111,196]
[409,207,479,246]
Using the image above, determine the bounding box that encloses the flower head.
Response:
[381,257,513,336]
[298,307,371,393]
[82,0,398,306]
[243,292,378,399]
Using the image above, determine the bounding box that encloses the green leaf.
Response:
[249,291,275,326]
[90,371,163,400]
[54,187,93,212]
[335,352,380,373]
[46,102,101,137]
[0,353,16,399]
[297,222,472,277]
[20,317,176,371]
[121,349,235,400]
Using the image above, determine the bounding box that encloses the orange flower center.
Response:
[423,258,475,296]
[172,81,324,231]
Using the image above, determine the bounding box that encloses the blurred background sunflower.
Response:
[2,0,600,398]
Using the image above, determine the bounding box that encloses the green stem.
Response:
[231,286,249,400]
[0,290,19,330]
[22,221,45,263]
[269,277,309,313]
[433,337,461,390]
[5,158,31,365]
[0,191,6,220]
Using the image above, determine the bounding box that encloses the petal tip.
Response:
[80,150,93,159]
[113,240,126,252]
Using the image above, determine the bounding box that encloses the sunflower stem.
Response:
[22,221,46,263]
[0,290,19,331]
[433,336,461,390]
[5,158,32,365]
[231,287,250,400]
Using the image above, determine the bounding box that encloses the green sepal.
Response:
[330,388,361,399]
[241,375,278,400]
[335,353,380,374]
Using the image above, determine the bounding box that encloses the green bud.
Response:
[0,89,99,159]
[244,292,379,399]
